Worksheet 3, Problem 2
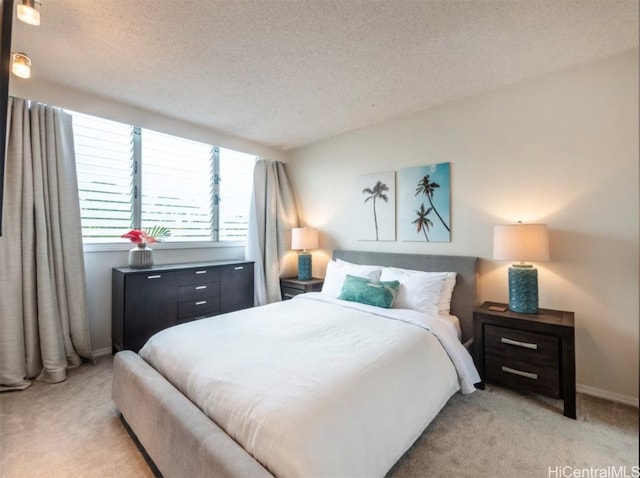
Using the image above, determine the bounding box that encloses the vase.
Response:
[128,243,154,268]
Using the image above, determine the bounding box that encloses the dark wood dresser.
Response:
[473,301,576,419]
[112,260,254,353]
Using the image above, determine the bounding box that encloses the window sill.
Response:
[83,241,246,253]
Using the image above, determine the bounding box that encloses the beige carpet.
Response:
[1,356,637,478]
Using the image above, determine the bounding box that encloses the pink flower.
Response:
[121,229,148,244]
[122,227,169,244]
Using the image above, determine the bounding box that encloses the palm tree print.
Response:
[412,203,434,241]
[362,181,389,240]
[415,174,450,232]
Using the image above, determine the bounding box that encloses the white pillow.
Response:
[439,272,457,316]
[379,267,448,314]
[322,260,382,298]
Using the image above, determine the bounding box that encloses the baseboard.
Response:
[93,347,113,358]
[577,383,639,408]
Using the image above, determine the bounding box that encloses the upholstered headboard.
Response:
[332,250,478,344]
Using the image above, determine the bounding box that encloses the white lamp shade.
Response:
[493,223,550,262]
[291,227,319,251]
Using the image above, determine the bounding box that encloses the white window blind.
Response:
[141,129,214,241]
[219,148,256,240]
[73,113,134,242]
[72,111,257,244]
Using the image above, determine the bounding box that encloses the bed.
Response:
[112,250,479,477]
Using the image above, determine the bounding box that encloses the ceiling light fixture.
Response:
[11,52,32,79]
[17,0,40,26]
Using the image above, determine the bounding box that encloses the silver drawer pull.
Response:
[147,275,161,279]
[195,270,207,275]
[195,285,207,290]
[234,266,244,270]
[195,300,207,305]
[502,366,538,380]
[501,337,538,350]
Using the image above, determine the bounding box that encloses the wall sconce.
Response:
[17,0,40,26]
[291,227,319,281]
[11,52,31,78]
[493,222,550,313]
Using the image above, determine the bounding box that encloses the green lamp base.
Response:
[508,264,539,314]
[297,252,312,281]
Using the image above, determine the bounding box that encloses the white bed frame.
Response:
[112,251,478,477]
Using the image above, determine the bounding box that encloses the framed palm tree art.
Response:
[357,171,396,241]
[398,163,451,242]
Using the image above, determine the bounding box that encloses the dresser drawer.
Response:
[485,356,561,398]
[177,267,221,285]
[178,297,220,320]
[484,324,559,368]
[178,282,220,302]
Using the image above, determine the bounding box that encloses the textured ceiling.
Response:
[10,0,639,150]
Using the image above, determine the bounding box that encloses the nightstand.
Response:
[473,301,576,419]
[280,277,324,300]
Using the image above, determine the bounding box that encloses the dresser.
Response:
[473,301,576,419]
[112,260,254,353]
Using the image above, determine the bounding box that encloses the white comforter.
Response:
[139,293,480,478]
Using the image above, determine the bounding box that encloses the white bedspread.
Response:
[139,293,479,478]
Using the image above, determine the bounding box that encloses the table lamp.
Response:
[291,227,319,281]
[493,222,550,313]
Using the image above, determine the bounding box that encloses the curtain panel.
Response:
[245,159,299,305]
[0,98,92,391]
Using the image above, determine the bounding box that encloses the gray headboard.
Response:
[332,250,478,344]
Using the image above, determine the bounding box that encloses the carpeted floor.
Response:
[0,355,637,478]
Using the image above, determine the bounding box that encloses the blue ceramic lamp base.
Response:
[297,252,312,281]
[508,264,539,313]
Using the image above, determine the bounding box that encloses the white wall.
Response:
[287,51,639,404]
[9,79,289,354]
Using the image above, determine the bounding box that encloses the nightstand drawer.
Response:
[280,278,324,300]
[178,282,220,302]
[485,356,560,398]
[281,286,302,300]
[178,297,220,320]
[484,324,559,367]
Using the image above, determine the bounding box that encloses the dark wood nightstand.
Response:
[473,301,576,419]
[280,277,324,300]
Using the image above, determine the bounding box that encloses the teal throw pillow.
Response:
[338,275,400,308]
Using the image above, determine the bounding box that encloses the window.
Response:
[140,129,215,241]
[219,148,257,241]
[73,113,134,241]
[72,112,257,243]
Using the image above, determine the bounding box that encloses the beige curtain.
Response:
[0,98,93,391]
[245,159,299,305]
